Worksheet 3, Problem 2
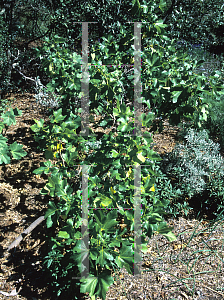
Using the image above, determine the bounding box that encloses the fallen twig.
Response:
[7,215,45,251]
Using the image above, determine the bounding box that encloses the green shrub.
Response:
[31,106,177,299]
[160,128,224,217]
[152,165,192,218]
[42,235,82,299]
[31,1,224,297]
[203,97,224,148]
[0,106,27,164]
[0,11,10,95]
[0,98,12,114]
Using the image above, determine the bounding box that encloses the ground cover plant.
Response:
[157,128,224,219]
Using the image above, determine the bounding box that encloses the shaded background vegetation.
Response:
[0,0,224,98]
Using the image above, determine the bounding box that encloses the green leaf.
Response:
[46,216,53,228]
[51,108,66,123]
[131,0,141,18]
[80,270,114,300]
[97,248,114,267]
[58,231,70,239]
[155,21,167,29]
[80,275,98,297]
[45,149,54,160]
[0,135,8,148]
[0,148,10,164]
[12,108,22,117]
[94,194,113,207]
[30,119,45,132]
[0,122,4,134]
[157,222,177,241]
[45,201,57,219]
[72,239,89,270]
[93,210,118,232]
[162,231,177,242]
[115,244,134,274]
[140,244,149,253]
[33,161,54,175]
[159,0,167,12]
[9,142,27,160]
[111,149,119,158]
[172,90,182,103]
[1,108,16,126]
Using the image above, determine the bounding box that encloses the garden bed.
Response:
[0,93,224,299]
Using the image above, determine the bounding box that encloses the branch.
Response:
[162,0,177,23]
[24,29,51,49]
[7,215,45,251]
[13,67,36,85]
[14,29,51,50]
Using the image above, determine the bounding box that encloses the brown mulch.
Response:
[0,93,224,299]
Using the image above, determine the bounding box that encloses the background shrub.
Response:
[202,97,224,148]
[152,164,191,218]
[158,128,224,218]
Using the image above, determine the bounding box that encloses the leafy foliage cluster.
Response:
[163,0,224,55]
[27,0,224,298]
[1,0,224,97]
[151,166,186,218]
[0,8,10,95]
[29,6,224,300]
[31,105,176,299]
[0,106,27,164]
[37,32,217,132]
[1,0,224,299]
[202,97,224,148]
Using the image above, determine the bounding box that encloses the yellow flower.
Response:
[110,187,116,194]
[126,167,134,179]
[150,184,155,192]
[47,142,64,158]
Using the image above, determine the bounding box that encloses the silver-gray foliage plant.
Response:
[35,77,60,109]
[162,128,224,198]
